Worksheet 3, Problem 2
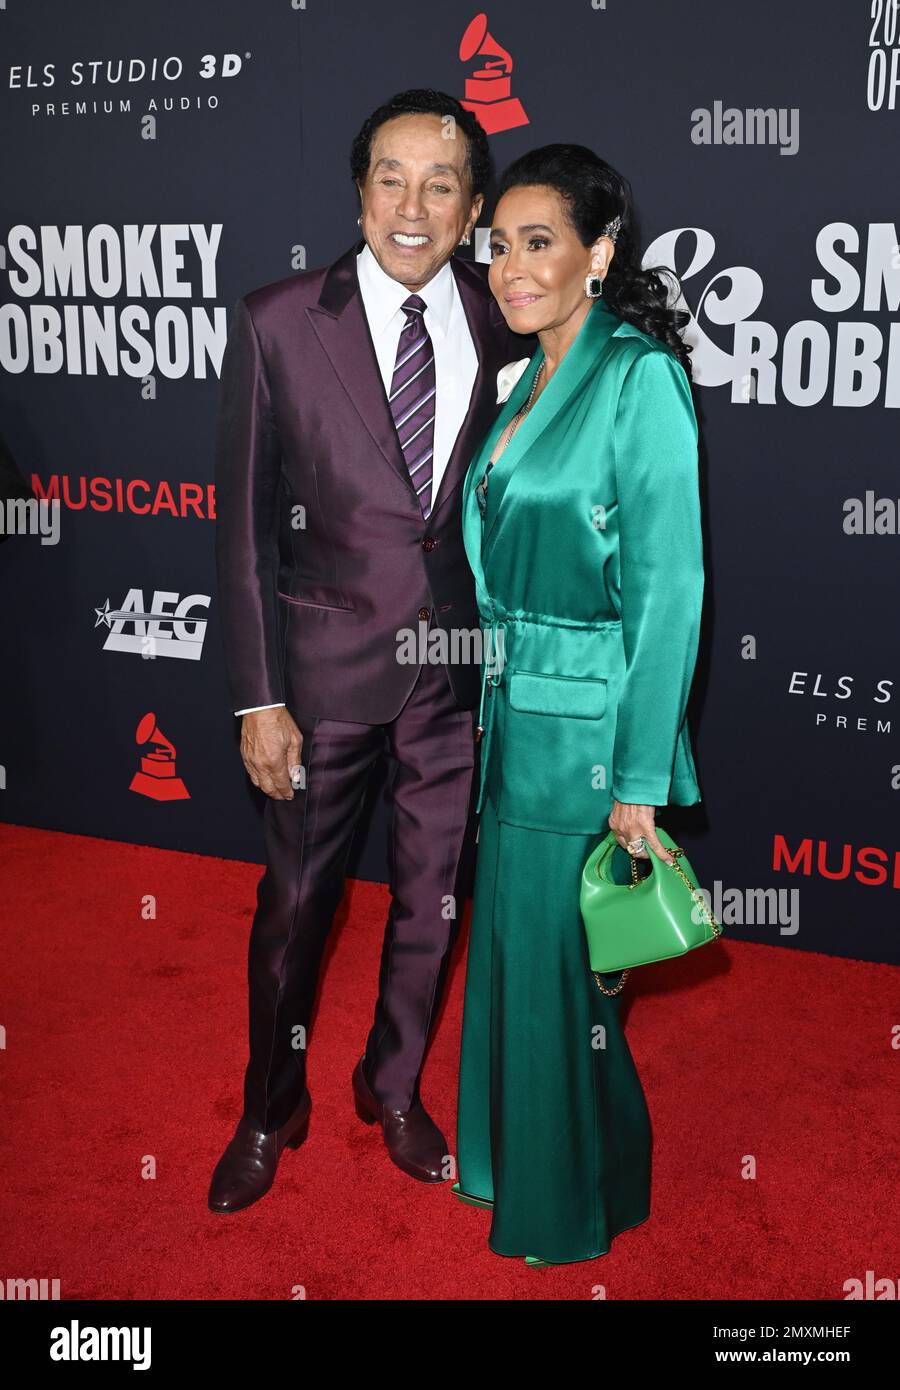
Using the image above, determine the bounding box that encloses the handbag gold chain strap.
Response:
[592,845,722,998]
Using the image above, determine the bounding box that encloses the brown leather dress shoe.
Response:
[207,1090,311,1213]
[351,1057,448,1183]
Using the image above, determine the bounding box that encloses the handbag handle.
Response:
[591,843,721,998]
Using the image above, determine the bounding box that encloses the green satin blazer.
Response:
[461,295,705,835]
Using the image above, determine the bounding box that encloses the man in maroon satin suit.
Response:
[208,89,529,1212]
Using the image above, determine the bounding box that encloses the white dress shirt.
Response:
[235,242,479,715]
[354,240,478,500]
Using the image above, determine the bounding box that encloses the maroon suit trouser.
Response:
[243,655,476,1132]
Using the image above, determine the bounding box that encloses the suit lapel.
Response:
[461,367,532,613]
[305,239,413,494]
[462,435,491,616]
[305,240,509,513]
[429,257,508,517]
[481,299,622,551]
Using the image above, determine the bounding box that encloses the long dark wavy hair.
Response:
[496,144,692,377]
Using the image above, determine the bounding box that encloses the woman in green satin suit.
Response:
[453,145,705,1266]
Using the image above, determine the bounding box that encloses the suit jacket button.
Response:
[422,536,436,551]
[418,606,430,621]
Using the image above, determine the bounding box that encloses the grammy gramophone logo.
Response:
[128,711,190,801]
[459,12,529,135]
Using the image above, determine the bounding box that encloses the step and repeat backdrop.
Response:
[1,0,898,963]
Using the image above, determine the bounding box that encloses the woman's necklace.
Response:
[476,360,546,514]
[490,360,545,464]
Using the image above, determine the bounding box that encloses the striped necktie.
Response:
[388,293,435,520]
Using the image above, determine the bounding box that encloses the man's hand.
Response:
[608,800,674,864]
[240,707,302,800]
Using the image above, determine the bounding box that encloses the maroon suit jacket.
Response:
[214,239,530,722]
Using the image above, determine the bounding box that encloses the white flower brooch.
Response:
[496,358,532,404]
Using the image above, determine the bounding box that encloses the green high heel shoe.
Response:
[451,1181,493,1210]
[524,1254,556,1267]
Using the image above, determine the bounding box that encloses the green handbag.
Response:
[580,826,722,997]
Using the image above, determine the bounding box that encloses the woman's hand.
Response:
[608,800,675,864]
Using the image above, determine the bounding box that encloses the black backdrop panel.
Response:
[1,1,898,962]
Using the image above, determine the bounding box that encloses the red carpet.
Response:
[1,823,896,1301]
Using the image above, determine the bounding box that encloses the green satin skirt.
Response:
[456,797,652,1263]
